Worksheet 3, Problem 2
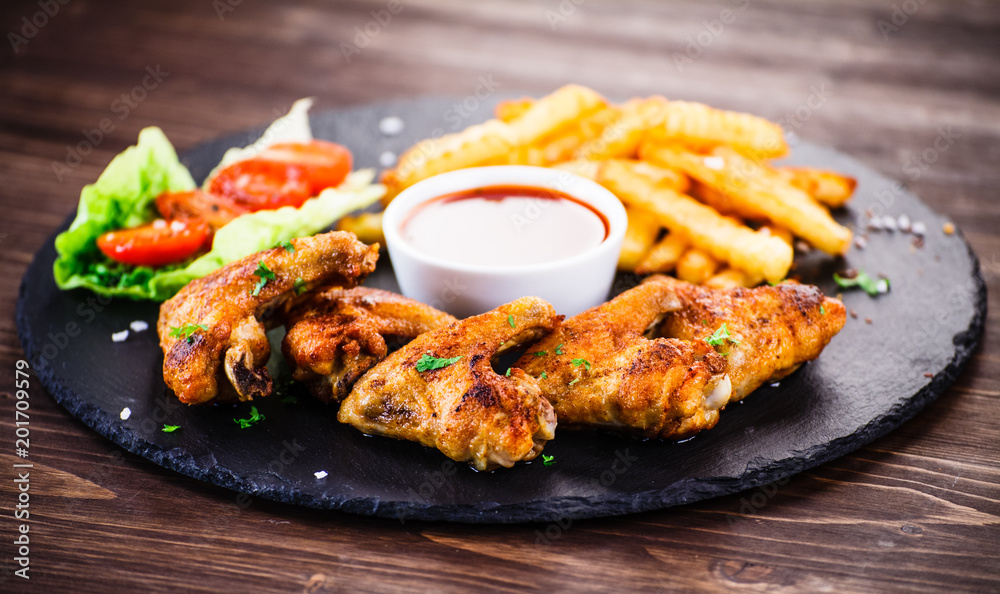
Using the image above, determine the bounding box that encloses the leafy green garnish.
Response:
[571,358,591,370]
[820,305,826,315]
[293,277,308,296]
[278,240,295,253]
[416,353,462,372]
[540,371,548,379]
[507,314,516,329]
[568,378,580,386]
[555,343,565,355]
[251,261,276,296]
[834,270,889,296]
[705,324,739,347]
[168,323,209,344]
[542,454,555,467]
[505,367,512,377]
[234,406,265,429]
[534,350,548,357]
[162,424,180,433]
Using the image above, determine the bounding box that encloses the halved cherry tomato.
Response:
[156,189,248,230]
[256,140,352,194]
[96,219,210,267]
[207,159,313,211]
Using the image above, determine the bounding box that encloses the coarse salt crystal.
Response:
[911,221,926,236]
[882,216,897,232]
[379,150,397,167]
[854,236,867,250]
[867,217,883,231]
[378,116,404,136]
[314,470,328,479]
[120,407,131,420]
[130,320,149,332]
[153,219,168,229]
[702,156,725,170]
[897,214,911,233]
[112,330,129,342]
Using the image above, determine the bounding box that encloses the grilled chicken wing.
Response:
[158,231,378,405]
[655,275,846,402]
[338,297,561,470]
[282,287,457,404]
[517,276,730,439]
[518,276,846,439]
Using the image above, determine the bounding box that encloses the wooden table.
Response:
[1,0,997,591]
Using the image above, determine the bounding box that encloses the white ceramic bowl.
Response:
[382,165,627,318]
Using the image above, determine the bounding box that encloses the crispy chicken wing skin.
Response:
[338,297,561,470]
[282,287,457,404]
[517,277,731,439]
[655,276,846,402]
[158,231,378,405]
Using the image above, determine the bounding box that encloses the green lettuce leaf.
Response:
[53,125,384,301]
[53,127,197,299]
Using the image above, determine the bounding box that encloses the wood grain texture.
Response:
[0,0,997,591]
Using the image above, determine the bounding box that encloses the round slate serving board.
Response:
[17,97,986,523]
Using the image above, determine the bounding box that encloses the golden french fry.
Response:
[597,159,793,284]
[640,143,852,255]
[688,179,760,220]
[675,248,720,284]
[635,231,687,275]
[549,158,604,181]
[495,98,534,123]
[705,267,764,289]
[538,106,621,164]
[651,100,788,159]
[757,224,793,246]
[336,211,385,246]
[381,119,515,203]
[575,97,667,160]
[619,206,662,271]
[775,167,856,208]
[611,159,690,194]
[506,84,606,146]
[506,144,546,166]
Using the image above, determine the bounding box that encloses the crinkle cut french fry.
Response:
[381,119,515,203]
[775,167,856,208]
[640,143,852,255]
[550,158,604,181]
[689,179,762,220]
[655,100,788,159]
[635,231,687,275]
[619,207,662,271]
[597,160,793,284]
[506,84,607,146]
[575,97,667,161]
[495,98,535,123]
[539,106,622,164]
[336,211,385,246]
[675,248,720,285]
[757,224,793,246]
[705,267,764,289]
[611,158,691,193]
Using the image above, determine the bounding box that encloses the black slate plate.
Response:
[17,97,986,523]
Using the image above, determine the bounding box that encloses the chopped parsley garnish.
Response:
[833,270,889,296]
[505,367,512,377]
[540,371,548,379]
[278,240,295,253]
[568,377,581,386]
[168,323,209,344]
[234,406,265,429]
[706,324,739,347]
[162,424,180,433]
[293,277,308,296]
[555,343,565,355]
[572,358,591,370]
[251,260,276,296]
[534,350,548,357]
[820,305,827,316]
[542,454,555,467]
[507,314,516,328]
[416,353,462,372]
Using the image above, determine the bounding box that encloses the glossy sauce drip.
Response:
[401,185,609,267]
